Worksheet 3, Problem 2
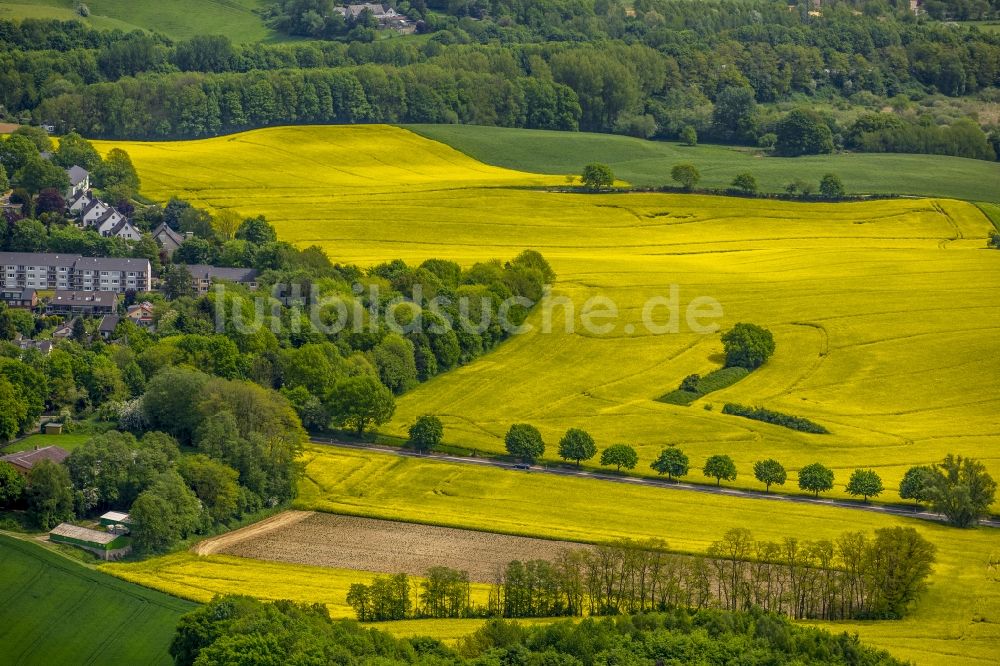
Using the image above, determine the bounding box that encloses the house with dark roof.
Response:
[98,314,120,339]
[152,224,186,257]
[0,288,36,308]
[65,166,89,198]
[103,218,142,241]
[46,290,118,316]
[0,446,70,475]
[180,264,260,295]
[14,336,53,355]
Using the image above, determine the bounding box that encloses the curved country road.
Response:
[310,438,1000,529]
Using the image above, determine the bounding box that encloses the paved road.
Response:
[310,438,1000,529]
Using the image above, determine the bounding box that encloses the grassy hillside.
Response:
[0,534,195,665]
[407,124,1000,202]
[97,125,1000,502]
[0,0,281,42]
[103,445,1000,665]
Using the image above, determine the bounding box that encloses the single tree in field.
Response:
[651,447,689,481]
[753,458,787,493]
[798,462,834,497]
[581,163,614,191]
[505,424,545,464]
[680,125,698,146]
[819,173,846,199]
[899,465,936,507]
[730,172,758,195]
[409,415,443,454]
[326,375,396,437]
[925,454,997,528]
[846,468,883,502]
[558,428,597,468]
[703,454,737,486]
[671,163,700,191]
[721,323,775,370]
[600,444,638,472]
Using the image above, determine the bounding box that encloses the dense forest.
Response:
[171,597,907,665]
[1,0,997,158]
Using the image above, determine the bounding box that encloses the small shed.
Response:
[44,422,64,435]
[49,523,132,560]
[99,511,131,528]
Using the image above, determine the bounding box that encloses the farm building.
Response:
[0,446,69,475]
[49,523,132,560]
[99,511,131,529]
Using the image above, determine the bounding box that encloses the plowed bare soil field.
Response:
[220,512,589,581]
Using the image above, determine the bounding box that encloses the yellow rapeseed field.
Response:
[102,550,494,619]
[98,125,1000,497]
[105,445,1000,664]
[292,445,1000,665]
[96,126,1000,663]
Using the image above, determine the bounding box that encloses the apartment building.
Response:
[0,252,152,294]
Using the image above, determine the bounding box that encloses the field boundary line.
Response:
[192,510,314,556]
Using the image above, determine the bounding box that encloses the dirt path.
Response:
[193,510,314,556]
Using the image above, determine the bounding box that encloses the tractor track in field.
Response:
[310,439,1000,530]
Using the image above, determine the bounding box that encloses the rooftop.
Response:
[50,290,118,307]
[49,523,119,545]
[182,264,259,282]
[0,445,70,470]
[66,165,89,186]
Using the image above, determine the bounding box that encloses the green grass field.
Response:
[2,433,92,453]
[407,124,1000,202]
[0,0,282,42]
[0,534,195,665]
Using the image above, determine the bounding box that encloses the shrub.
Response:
[819,173,846,199]
[671,163,701,190]
[722,403,828,434]
[730,172,758,194]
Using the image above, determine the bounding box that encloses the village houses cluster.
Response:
[1,161,260,352]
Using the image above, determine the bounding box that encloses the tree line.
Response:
[1,9,997,159]
[172,595,906,665]
[346,525,935,622]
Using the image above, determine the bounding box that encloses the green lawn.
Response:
[0,0,286,42]
[406,124,1000,202]
[0,534,196,665]
[3,433,91,453]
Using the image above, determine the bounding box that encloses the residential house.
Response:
[0,288,37,308]
[79,199,111,225]
[52,321,75,339]
[66,165,89,198]
[152,224,186,257]
[14,336,53,355]
[102,219,142,241]
[0,252,153,293]
[67,190,93,214]
[335,3,412,30]
[98,314,120,339]
[0,446,70,475]
[180,264,260,295]
[46,290,118,316]
[126,301,155,328]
